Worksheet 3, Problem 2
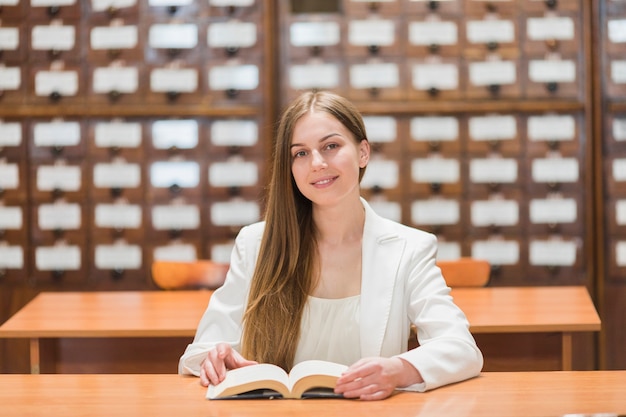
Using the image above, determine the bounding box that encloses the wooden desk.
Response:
[1,372,625,417]
[0,286,600,374]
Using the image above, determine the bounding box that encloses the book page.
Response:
[207,364,290,399]
[289,360,348,398]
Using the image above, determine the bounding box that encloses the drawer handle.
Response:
[166,91,180,101]
[428,1,440,11]
[546,82,559,93]
[428,43,440,54]
[47,5,60,17]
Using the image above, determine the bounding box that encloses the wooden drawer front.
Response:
[206,59,263,105]
[409,196,466,236]
[87,62,145,105]
[604,17,626,56]
[31,238,88,286]
[0,24,26,62]
[360,155,405,199]
[206,198,262,237]
[28,21,82,63]
[147,118,204,159]
[0,0,25,19]
[0,240,28,283]
[464,16,519,56]
[207,156,265,200]
[0,119,25,159]
[470,236,528,285]
[285,16,343,59]
[144,19,203,64]
[0,159,27,202]
[520,0,581,13]
[361,196,405,224]
[465,57,521,99]
[29,118,85,160]
[206,237,236,264]
[466,113,521,156]
[207,118,265,159]
[147,200,204,241]
[528,193,584,235]
[467,157,523,196]
[410,156,463,196]
[207,0,262,19]
[523,55,582,99]
[0,205,28,242]
[87,118,145,160]
[86,0,140,20]
[344,16,404,58]
[465,0,518,17]
[525,112,581,157]
[363,115,404,155]
[527,235,585,284]
[146,158,204,202]
[90,159,144,201]
[605,57,626,99]
[145,0,203,19]
[526,155,581,194]
[606,238,626,284]
[207,18,263,59]
[406,17,463,58]
[29,62,84,105]
[30,162,87,202]
[342,0,402,16]
[31,201,84,241]
[605,155,626,197]
[284,58,346,102]
[523,12,581,56]
[468,192,525,235]
[28,0,81,21]
[606,113,626,154]
[0,63,26,105]
[146,63,202,105]
[91,237,146,287]
[91,201,145,241]
[408,57,464,100]
[346,58,406,101]
[405,0,463,15]
[409,115,463,155]
[86,19,142,62]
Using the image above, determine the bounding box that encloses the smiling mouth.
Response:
[312,177,337,186]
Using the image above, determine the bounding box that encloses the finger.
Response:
[199,365,210,387]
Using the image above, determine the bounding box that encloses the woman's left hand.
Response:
[334,357,422,400]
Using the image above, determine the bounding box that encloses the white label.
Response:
[0,67,20,90]
[149,24,198,49]
[612,159,626,181]
[411,199,460,225]
[209,161,258,187]
[527,17,575,41]
[93,162,141,188]
[93,66,139,93]
[150,68,198,92]
[35,245,81,271]
[0,206,22,229]
[412,158,460,183]
[0,27,19,50]
[152,204,200,230]
[350,62,399,89]
[289,63,340,90]
[35,71,79,96]
[530,198,577,224]
[472,240,520,265]
[0,163,18,189]
[368,200,402,223]
[211,120,258,147]
[527,115,576,141]
[615,241,626,267]
[469,115,516,140]
[34,121,81,147]
[38,203,81,230]
[94,203,142,229]
[348,19,395,46]
[610,60,626,84]
[211,201,260,226]
[0,246,24,269]
[614,118,626,141]
[410,116,459,141]
[529,239,577,266]
[210,242,235,264]
[95,244,142,269]
[361,159,399,189]
[150,161,199,188]
[412,63,458,90]
[32,0,75,5]
[363,116,396,143]
[152,119,198,149]
[471,199,519,226]
[31,25,75,50]
[209,64,259,91]
[408,21,457,46]
[90,26,138,50]
[532,158,579,182]
[469,61,516,86]
[608,19,626,43]
[37,165,82,191]
[153,243,197,262]
[470,158,518,183]
[149,0,192,5]
[529,60,576,83]
[436,241,462,261]
[0,121,21,147]
[94,121,142,148]
[208,21,257,48]
[466,20,515,44]
[617,200,626,225]
[91,0,137,12]
[290,21,340,47]
[209,0,253,5]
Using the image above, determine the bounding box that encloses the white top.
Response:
[294,295,361,366]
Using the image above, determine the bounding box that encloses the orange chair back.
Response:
[151,260,229,290]
[436,257,491,288]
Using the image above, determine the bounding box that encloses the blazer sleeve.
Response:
[396,233,484,392]
[177,224,259,375]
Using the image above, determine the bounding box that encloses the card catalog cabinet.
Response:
[0,0,273,294]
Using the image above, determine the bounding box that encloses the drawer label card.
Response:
[95,244,142,269]
[92,0,137,12]
[530,198,577,224]
[409,21,458,46]
[37,165,82,191]
[209,64,259,90]
[528,115,576,141]
[152,119,198,149]
[411,199,460,225]
[360,159,399,189]
[469,115,516,141]
[350,62,399,89]
[469,60,516,86]
[411,116,459,141]
[412,158,460,183]
[471,199,519,226]
[0,27,19,50]
[211,120,258,147]
[149,24,198,49]
[529,59,576,83]
[93,162,141,188]
[209,22,257,48]
[472,240,520,265]
[348,19,395,46]
[532,158,579,183]
[93,66,139,93]
[527,17,575,41]
[363,116,397,143]
[95,203,142,229]
[90,26,138,50]
[290,21,340,47]
[529,239,577,266]
[95,121,142,148]
[38,202,81,230]
[209,161,258,187]
[0,206,22,229]
[0,121,22,147]
[150,161,199,188]
[467,19,515,44]
[0,163,19,189]
[152,204,200,229]
[470,158,518,183]
[35,70,79,96]
[32,25,75,50]
[0,66,21,90]
[34,121,81,147]
[412,63,459,90]
[0,246,24,269]
[150,68,198,92]
[289,63,340,90]
[211,201,260,226]
[36,245,81,271]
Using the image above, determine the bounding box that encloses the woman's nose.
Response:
[311,150,326,169]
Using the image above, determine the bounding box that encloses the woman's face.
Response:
[289,111,369,207]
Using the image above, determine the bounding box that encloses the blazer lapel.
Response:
[359,199,405,357]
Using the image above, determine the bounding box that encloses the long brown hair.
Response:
[241,91,368,370]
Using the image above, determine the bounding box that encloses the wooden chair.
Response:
[436,257,491,288]
[151,260,229,290]
[409,257,491,349]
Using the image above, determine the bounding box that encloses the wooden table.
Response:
[1,371,625,417]
[0,286,600,374]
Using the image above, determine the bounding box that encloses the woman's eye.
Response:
[325,143,339,150]
[293,150,306,158]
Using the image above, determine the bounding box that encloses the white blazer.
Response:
[179,199,483,392]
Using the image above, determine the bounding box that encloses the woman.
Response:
[179,91,483,400]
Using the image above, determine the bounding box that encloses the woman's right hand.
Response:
[200,343,258,386]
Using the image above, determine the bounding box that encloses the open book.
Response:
[206,360,349,399]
